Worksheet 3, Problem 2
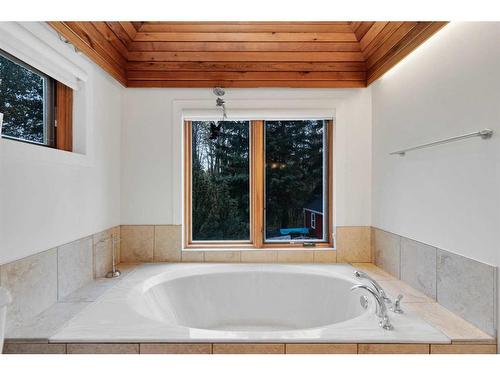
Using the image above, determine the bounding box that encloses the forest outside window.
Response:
[184,119,333,249]
[0,49,73,151]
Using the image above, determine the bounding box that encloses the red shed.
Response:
[303,197,324,239]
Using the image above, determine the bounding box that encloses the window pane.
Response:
[0,52,46,144]
[191,121,250,241]
[265,120,327,242]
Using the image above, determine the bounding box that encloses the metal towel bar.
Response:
[390,129,493,156]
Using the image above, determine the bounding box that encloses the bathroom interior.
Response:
[0,4,499,369]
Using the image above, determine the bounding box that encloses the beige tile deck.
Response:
[405,302,496,344]
[356,263,495,344]
[430,344,497,354]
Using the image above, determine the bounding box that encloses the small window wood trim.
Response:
[183,119,334,250]
[55,82,73,152]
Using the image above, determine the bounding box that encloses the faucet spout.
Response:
[354,270,392,304]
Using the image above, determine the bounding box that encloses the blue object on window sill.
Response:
[279,228,309,235]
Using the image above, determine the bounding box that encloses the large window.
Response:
[184,119,333,249]
[0,49,73,151]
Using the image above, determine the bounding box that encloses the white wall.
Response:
[372,22,500,266]
[121,88,372,228]
[0,41,123,265]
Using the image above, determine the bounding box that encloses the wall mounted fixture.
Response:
[94,235,121,278]
[213,87,227,122]
[390,128,493,156]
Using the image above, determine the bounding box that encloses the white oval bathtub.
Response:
[50,263,450,344]
[133,265,368,332]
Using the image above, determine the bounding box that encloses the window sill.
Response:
[182,247,336,252]
[1,137,91,167]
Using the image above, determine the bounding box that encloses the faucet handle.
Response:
[391,294,404,314]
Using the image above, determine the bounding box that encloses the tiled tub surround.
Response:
[0,226,120,333]
[1,224,496,354]
[120,225,372,264]
[48,263,449,344]
[373,228,497,338]
[3,263,496,354]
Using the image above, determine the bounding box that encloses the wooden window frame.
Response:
[0,48,73,152]
[55,82,73,152]
[184,119,334,250]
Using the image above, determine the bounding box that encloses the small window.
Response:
[0,49,73,151]
[184,119,334,249]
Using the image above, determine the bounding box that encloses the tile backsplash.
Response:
[0,249,58,331]
[0,226,120,332]
[57,237,93,300]
[436,249,496,337]
[373,229,401,278]
[400,237,437,300]
[373,227,497,337]
[119,225,372,264]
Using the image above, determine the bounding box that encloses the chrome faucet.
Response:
[354,270,391,304]
[351,284,393,330]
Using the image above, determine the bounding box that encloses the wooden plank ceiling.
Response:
[48,21,447,88]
